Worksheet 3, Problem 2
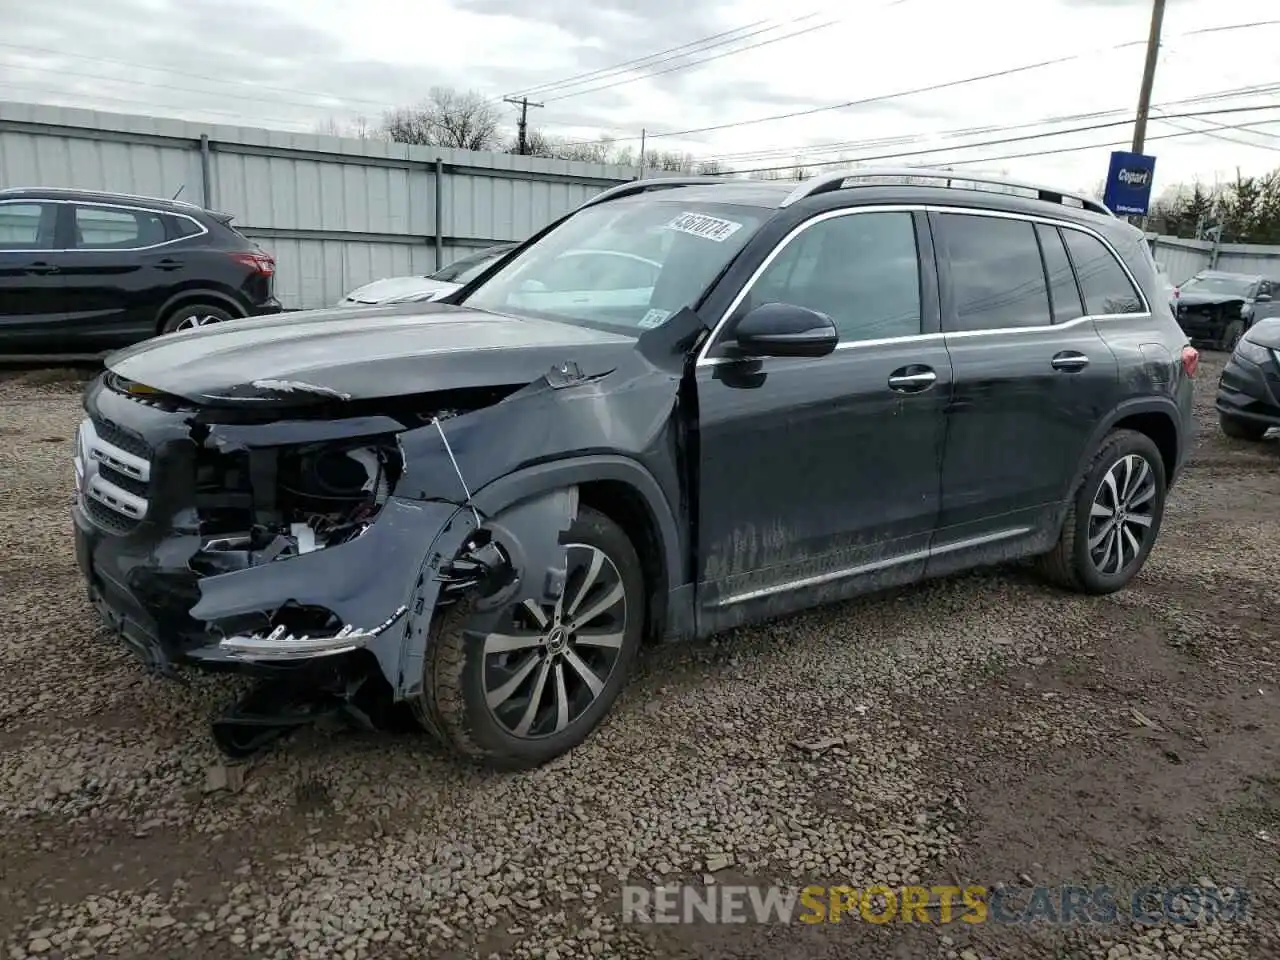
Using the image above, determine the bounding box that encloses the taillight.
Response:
[230,251,275,276]
[1181,345,1199,377]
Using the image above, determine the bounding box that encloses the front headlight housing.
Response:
[1235,336,1272,366]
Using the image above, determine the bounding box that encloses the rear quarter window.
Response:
[1061,229,1145,316]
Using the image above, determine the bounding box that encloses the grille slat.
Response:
[76,418,154,534]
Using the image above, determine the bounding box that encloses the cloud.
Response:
[0,0,1277,192]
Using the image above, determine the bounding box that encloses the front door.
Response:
[0,200,66,354]
[695,208,951,631]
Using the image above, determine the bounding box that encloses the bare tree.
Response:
[383,87,503,151]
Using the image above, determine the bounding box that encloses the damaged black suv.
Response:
[73,168,1196,768]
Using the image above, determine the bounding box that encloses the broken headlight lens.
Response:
[1235,337,1271,366]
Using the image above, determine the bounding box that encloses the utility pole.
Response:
[636,128,646,180]
[504,96,544,155]
[1130,0,1166,154]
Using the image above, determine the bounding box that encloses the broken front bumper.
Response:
[73,494,474,686]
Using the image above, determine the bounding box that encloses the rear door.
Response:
[0,200,65,353]
[48,202,188,350]
[927,211,1121,575]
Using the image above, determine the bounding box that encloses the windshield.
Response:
[459,198,766,333]
[1182,275,1256,298]
[430,247,508,283]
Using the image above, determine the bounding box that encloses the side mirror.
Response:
[731,302,838,359]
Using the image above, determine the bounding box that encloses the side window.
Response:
[1060,229,1144,315]
[746,211,922,342]
[165,214,203,239]
[938,214,1050,331]
[1035,224,1085,324]
[1257,280,1272,299]
[73,206,168,250]
[0,203,54,250]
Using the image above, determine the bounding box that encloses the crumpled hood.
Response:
[342,276,458,304]
[1245,318,1280,350]
[104,302,637,404]
[1176,292,1247,309]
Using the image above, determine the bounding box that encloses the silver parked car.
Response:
[338,243,517,307]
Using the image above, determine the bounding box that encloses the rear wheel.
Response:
[1036,429,1167,595]
[160,303,234,334]
[1219,412,1269,442]
[412,506,645,769]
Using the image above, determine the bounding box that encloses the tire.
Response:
[1218,318,1245,353]
[160,303,235,334]
[1219,412,1269,442]
[411,506,645,770]
[1035,429,1167,595]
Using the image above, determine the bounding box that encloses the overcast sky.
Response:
[0,0,1277,195]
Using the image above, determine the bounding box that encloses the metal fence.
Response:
[1148,234,1280,286]
[0,100,646,309]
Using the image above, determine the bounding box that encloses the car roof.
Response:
[0,186,211,215]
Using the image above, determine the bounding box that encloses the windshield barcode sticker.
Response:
[665,212,743,243]
[638,308,670,328]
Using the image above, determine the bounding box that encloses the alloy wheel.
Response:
[174,314,219,331]
[1087,453,1157,577]
[481,543,628,739]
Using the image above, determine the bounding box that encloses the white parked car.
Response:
[338,243,517,307]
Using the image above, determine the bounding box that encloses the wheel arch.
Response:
[471,455,689,644]
[1068,398,1182,501]
[155,288,246,332]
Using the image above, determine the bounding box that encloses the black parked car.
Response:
[1173,270,1280,351]
[0,187,281,355]
[72,168,1195,769]
[1216,317,1280,440]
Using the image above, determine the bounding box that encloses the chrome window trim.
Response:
[694,203,1150,368]
[0,197,209,253]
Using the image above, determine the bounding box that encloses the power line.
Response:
[711,103,1280,176]
[1150,114,1280,153]
[925,118,1280,169]
[699,82,1280,166]
[562,16,1280,148]
[540,15,855,104]
[502,16,808,100]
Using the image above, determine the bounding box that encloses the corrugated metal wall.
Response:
[1149,235,1280,285]
[0,100,645,309]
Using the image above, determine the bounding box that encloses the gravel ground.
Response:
[1,355,1278,959]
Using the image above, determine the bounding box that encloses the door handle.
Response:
[887,366,937,393]
[154,259,184,271]
[1051,351,1089,372]
[25,261,59,275]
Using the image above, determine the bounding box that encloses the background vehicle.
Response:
[73,169,1194,770]
[338,242,517,306]
[0,187,280,355]
[1217,316,1280,440]
[1173,270,1280,351]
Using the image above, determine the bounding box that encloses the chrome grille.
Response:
[75,418,152,532]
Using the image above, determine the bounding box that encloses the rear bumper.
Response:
[248,297,284,316]
[1215,353,1280,426]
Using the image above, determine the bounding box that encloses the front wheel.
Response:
[412,506,645,769]
[1219,318,1245,353]
[1036,429,1167,595]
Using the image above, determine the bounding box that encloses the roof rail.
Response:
[577,176,731,211]
[778,166,1114,217]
